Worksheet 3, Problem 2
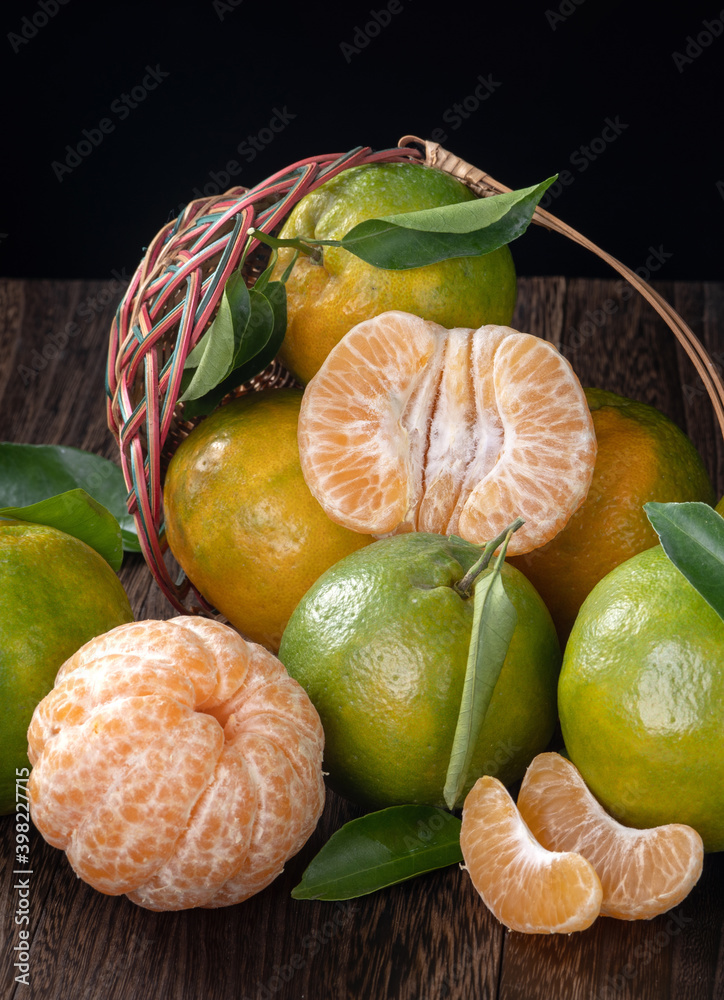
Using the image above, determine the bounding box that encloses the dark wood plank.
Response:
[1,277,723,1000]
[498,881,720,1000]
[0,281,25,406]
[0,278,125,459]
[560,278,685,415]
[673,282,724,499]
[512,276,567,350]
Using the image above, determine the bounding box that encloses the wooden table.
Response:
[1,277,723,1000]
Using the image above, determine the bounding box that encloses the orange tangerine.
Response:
[509,388,715,642]
[27,616,325,911]
[163,388,372,653]
[298,311,596,556]
[460,775,602,934]
[517,753,704,920]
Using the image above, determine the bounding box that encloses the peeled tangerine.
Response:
[460,754,704,934]
[298,311,597,556]
[27,617,325,911]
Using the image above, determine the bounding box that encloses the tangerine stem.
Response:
[248,228,323,263]
[454,517,525,599]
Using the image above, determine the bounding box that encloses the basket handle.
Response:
[399,135,724,440]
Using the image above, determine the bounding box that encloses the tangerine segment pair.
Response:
[298,311,597,555]
[460,754,704,934]
[27,617,325,911]
[460,776,602,934]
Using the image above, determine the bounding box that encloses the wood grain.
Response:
[1,278,723,1000]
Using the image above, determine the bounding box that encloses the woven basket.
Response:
[106,136,724,617]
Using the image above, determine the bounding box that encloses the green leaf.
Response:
[444,531,518,811]
[330,177,557,270]
[251,248,278,293]
[644,501,724,622]
[180,272,251,401]
[181,282,286,419]
[235,287,276,368]
[0,488,123,570]
[185,272,251,370]
[0,442,138,553]
[279,248,300,283]
[291,805,462,901]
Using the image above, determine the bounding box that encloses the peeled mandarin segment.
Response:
[27,654,198,762]
[416,327,477,533]
[169,616,251,710]
[66,697,224,895]
[297,312,596,551]
[218,642,327,747]
[298,310,446,534]
[126,745,257,911]
[27,617,325,910]
[56,619,218,706]
[205,732,307,907]
[210,643,326,879]
[29,699,149,851]
[460,775,602,934]
[457,333,597,555]
[225,712,325,848]
[443,326,507,536]
[205,641,294,725]
[517,753,705,920]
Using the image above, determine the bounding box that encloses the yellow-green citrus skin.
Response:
[278,533,560,810]
[0,520,134,814]
[559,545,724,852]
[163,389,372,652]
[273,162,517,384]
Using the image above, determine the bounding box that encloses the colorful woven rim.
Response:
[106,136,724,617]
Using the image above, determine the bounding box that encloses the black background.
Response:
[1,0,722,281]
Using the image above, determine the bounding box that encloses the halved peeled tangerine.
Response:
[298,311,597,556]
[517,753,704,920]
[27,617,325,911]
